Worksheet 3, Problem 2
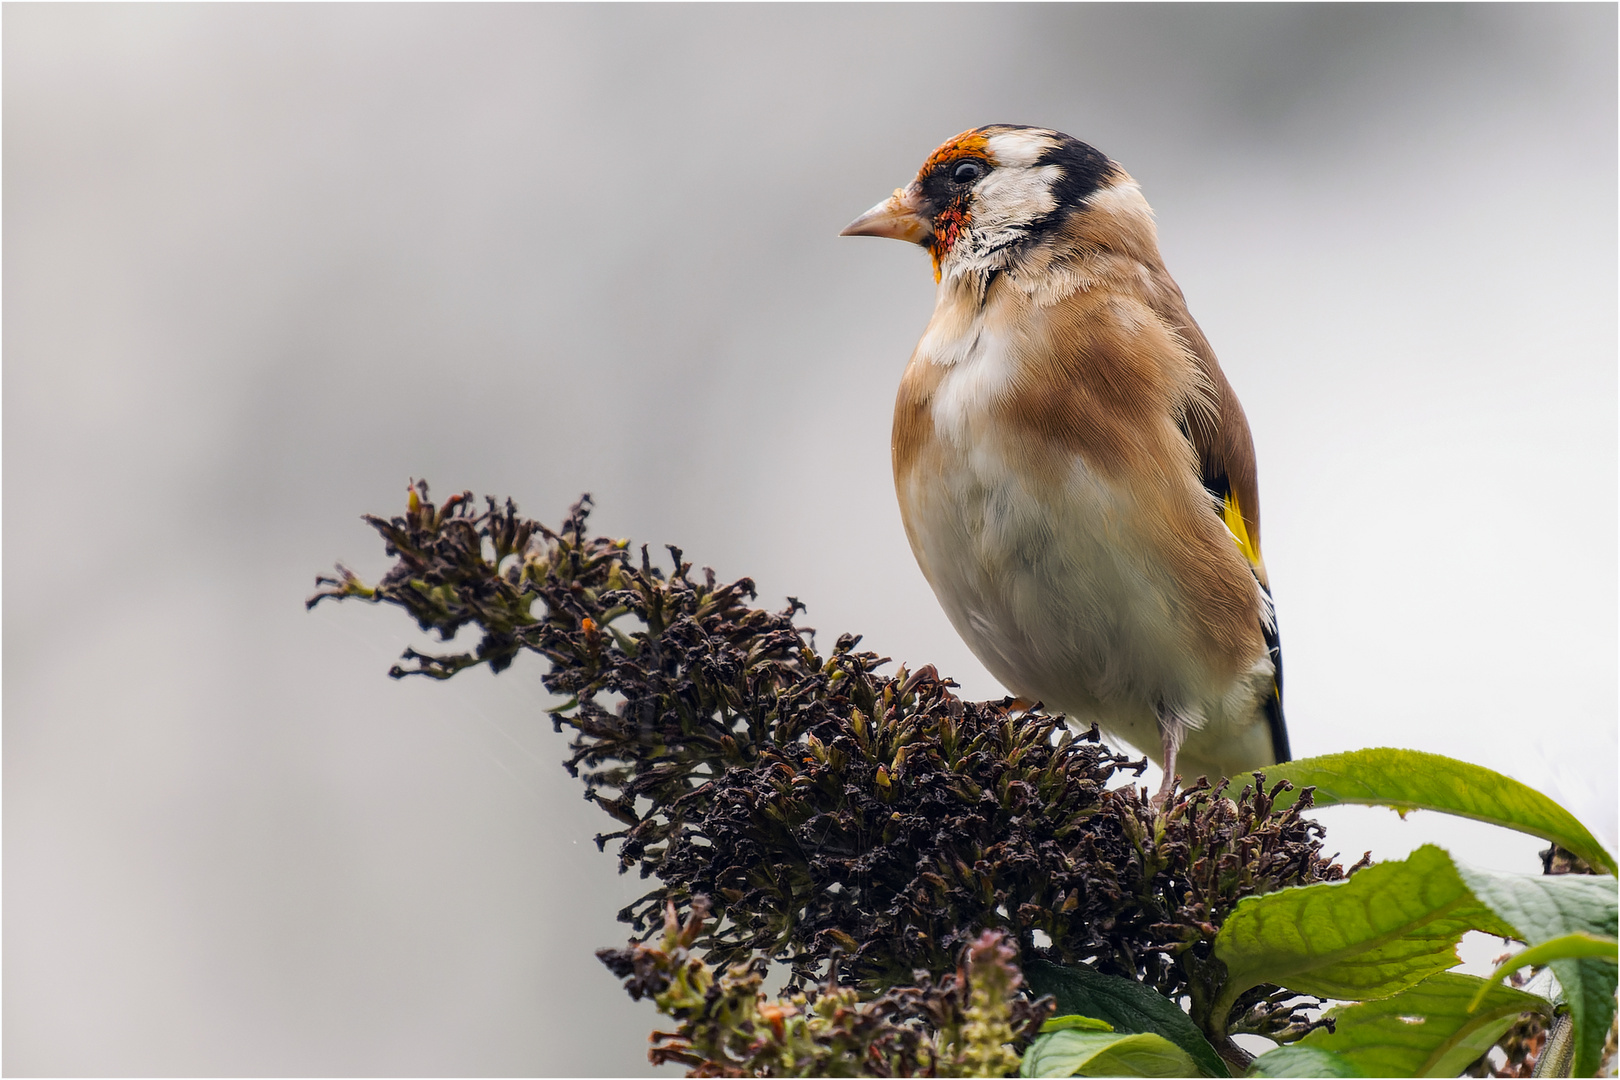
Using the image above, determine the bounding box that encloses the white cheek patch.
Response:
[956,165,1065,269]
[975,165,1061,229]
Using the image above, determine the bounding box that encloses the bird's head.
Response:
[841,125,1122,284]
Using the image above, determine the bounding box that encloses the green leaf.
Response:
[1020,1029,1202,1078]
[1233,749,1616,876]
[1296,971,1551,1078]
[1041,1015,1115,1033]
[1025,960,1230,1077]
[1470,932,1618,1011]
[1213,845,1515,1020]
[1453,864,1619,1077]
[1246,1045,1366,1077]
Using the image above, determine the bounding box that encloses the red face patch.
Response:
[914,129,998,278]
[928,202,970,266]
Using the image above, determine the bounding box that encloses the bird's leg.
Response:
[1152,702,1187,808]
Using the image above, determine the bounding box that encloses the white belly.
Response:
[901,439,1194,742]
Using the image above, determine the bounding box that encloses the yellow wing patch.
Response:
[1222,492,1262,568]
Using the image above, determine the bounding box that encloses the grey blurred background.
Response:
[5,4,1614,1075]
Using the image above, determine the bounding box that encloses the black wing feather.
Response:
[1199,466,1290,765]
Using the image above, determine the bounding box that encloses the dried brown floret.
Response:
[313,485,1361,1066]
[596,899,1050,1077]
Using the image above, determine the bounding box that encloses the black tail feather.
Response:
[1260,584,1290,763]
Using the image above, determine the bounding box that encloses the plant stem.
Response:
[1532,1012,1575,1078]
[1211,1034,1254,1075]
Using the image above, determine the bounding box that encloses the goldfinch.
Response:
[842,125,1289,798]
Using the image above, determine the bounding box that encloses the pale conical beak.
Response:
[840,185,931,244]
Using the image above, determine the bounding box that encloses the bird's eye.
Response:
[951,160,984,184]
